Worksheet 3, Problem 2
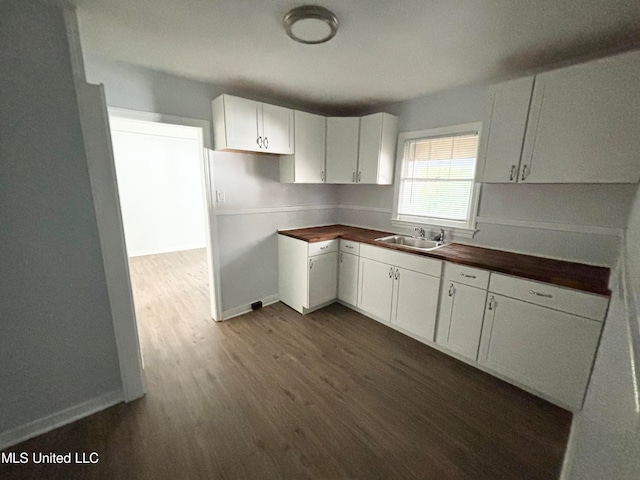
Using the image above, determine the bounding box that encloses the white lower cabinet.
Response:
[338,251,359,307]
[392,267,440,340]
[436,263,490,361]
[359,244,442,341]
[278,235,337,314]
[359,258,395,321]
[478,274,607,409]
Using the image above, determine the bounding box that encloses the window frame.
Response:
[391,122,482,238]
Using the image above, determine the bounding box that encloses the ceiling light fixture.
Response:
[283,5,338,45]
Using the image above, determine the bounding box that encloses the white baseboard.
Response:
[221,294,280,320]
[128,244,207,258]
[0,390,124,451]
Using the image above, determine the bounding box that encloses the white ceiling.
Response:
[72,0,640,112]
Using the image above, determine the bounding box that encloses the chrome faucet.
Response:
[414,227,426,238]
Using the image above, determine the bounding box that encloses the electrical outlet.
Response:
[216,190,226,203]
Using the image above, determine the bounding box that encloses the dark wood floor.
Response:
[2,249,572,479]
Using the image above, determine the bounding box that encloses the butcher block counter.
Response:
[278,224,610,296]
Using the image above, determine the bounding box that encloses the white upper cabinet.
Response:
[479,50,640,184]
[212,94,293,154]
[477,77,534,183]
[521,50,640,183]
[358,113,398,185]
[325,117,360,183]
[280,111,326,183]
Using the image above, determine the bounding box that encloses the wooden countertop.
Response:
[278,224,611,296]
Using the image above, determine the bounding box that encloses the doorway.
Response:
[107,112,221,366]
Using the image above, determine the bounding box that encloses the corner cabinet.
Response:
[325,113,398,185]
[278,235,338,314]
[280,110,326,183]
[212,94,293,154]
[478,273,607,409]
[478,50,640,184]
[358,244,442,341]
[325,117,360,183]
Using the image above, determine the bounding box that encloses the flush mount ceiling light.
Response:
[284,5,338,44]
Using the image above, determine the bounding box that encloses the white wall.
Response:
[339,83,635,266]
[110,118,207,257]
[563,185,640,479]
[0,0,121,440]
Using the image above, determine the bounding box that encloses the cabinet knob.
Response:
[357,171,362,182]
[521,164,528,181]
[394,268,399,280]
[388,267,393,278]
[448,283,455,297]
[264,136,269,149]
[352,172,356,183]
[309,259,313,269]
[257,136,263,148]
[340,253,343,263]
[321,170,325,182]
[459,273,476,279]
[509,165,517,181]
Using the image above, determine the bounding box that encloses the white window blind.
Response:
[398,132,479,223]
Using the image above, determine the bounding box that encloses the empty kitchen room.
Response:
[1,0,640,479]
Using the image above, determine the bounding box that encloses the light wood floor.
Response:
[3,248,572,479]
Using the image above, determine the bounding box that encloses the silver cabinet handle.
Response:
[263,136,269,149]
[529,290,553,298]
[352,172,356,182]
[345,245,354,249]
[357,171,362,182]
[509,165,517,181]
[488,295,496,310]
[309,258,313,269]
[394,268,399,280]
[257,136,263,148]
[460,273,476,279]
[321,170,325,182]
[521,164,528,181]
[448,283,455,297]
[340,252,343,263]
[389,267,393,278]
[320,246,329,250]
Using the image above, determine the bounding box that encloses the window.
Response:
[392,123,481,234]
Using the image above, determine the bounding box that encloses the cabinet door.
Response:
[479,294,602,408]
[338,252,359,306]
[261,103,294,154]
[436,281,487,360]
[223,95,261,152]
[292,111,326,183]
[521,50,640,183]
[359,258,394,322]
[478,77,534,183]
[325,117,360,183]
[392,268,440,341]
[308,252,338,308]
[358,113,397,185]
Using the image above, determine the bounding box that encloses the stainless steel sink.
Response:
[375,235,446,251]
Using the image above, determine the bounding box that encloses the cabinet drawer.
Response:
[360,244,442,277]
[308,239,338,256]
[489,273,608,321]
[444,263,490,289]
[340,240,360,255]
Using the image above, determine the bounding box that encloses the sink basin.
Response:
[375,235,446,251]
